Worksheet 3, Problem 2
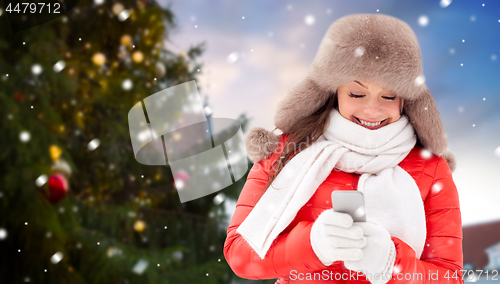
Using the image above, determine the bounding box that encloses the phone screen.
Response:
[331,190,366,222]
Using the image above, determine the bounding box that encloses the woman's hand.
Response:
[310,209,367,266]
[343,221,397,284]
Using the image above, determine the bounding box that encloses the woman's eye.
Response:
[348,93,363,98]
[383,96,397,100]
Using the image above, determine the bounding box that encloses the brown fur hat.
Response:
[245,14,456,172]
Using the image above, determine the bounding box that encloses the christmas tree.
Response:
[0,0,264,283]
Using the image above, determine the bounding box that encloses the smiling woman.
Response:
[224,13,463,284]
[337,80,404,130]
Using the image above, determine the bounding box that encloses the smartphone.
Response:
[331,190,366,222]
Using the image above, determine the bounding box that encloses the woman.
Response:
[224,14,463,284]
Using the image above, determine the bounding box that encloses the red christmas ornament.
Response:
[43,173,69,203]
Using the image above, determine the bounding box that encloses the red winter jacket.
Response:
[224,134,464,283]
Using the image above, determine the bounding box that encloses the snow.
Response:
[440,0,452,8]
[0,228,7,240]
[31,64,42,75]
[53,60,65,73]
[213,192,225,205]
[35,175,48,187]
[122,79,133,90]
[132,259,149,275]
[304,15,315,26]
[418,15,429,27]
[20,131,31,142]
[227,52,239,64]
[50,252,63,264]
[494,146,500,157]
[354,46,365,58]
[87,138,100,151]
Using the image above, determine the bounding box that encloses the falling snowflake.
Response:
[304,15,315,26]
[414,75,425,86]
[420,149,432,159]
[354,46,365,57]
[20,131,31,142]
[213,193,225,205]
[393,264,402,274]
[53,60,65,72]
[35,174,48,187]
[439,0,452,8]
[118,10,130,22]
[87,138,100,151]
[31,64,42,75]
[0,228,7,240]
[50,252,63,264]
[227,52,239,64]
[175,178,185,190]
[122,79,133,90]
[132,259,149,275]
[418,15,429,27]
[432,182,443,194]
[494,146,500,157]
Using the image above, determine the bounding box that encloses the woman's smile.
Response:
[353,116,390,130]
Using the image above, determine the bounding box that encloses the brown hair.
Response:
[253,93,337,205]
[255,92,405,205]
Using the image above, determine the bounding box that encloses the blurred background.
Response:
[1,0,499,283]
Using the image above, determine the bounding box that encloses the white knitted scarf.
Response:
[236,109,427,261]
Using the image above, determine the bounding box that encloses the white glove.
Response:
[343,221,397,284]
[310,209,367,266]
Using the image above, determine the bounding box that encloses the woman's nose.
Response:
[363,98,383,118]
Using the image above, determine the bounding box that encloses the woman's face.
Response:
[336,80,403,130]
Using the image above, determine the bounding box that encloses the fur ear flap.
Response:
[404,89,448,155]
[244,127,280,163]
[442,151,456,173]
[274,77,333,134]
